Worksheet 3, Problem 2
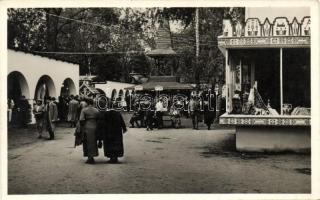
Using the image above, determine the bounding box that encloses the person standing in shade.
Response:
[188,96,200,130]
[97,107,127,163]
[33,99,45,138]
[203,91,216,130]
[17,95,31,127]
[145,104,155,131]
[68,95,79,127]
[7,98,14,125]
[46,97,58,140]
[155,98,164,129]
[78,96,88,114]
[79,98,99,164]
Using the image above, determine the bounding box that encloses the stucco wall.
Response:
[8,50,79,100]
[95,81,135,99]
[236,126,310,153]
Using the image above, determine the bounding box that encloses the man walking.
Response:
[46,97,58,140]
[67,95,79,127]
[189,96,200,130]
[155,98,164,129]
[33,99,45,138]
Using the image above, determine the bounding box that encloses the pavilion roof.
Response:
[124,76,194,91]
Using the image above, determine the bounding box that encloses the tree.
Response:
[7,7,244,84]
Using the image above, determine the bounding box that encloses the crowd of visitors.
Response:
[8,90,226,165]
[129,90,225,131]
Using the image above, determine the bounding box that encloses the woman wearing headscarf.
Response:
[79,98,99,164]
[97,105,127,163]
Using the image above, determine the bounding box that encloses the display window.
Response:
[226,48,310,116]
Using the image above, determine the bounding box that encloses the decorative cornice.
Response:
[221,16,310,38]
[219,115,311,126]
[218,36,310,48]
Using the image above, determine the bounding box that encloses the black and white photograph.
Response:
[1,0,319,198]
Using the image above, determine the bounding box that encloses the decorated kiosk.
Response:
[218,8,311,152]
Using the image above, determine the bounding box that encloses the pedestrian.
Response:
[45,97,58,140]
[33,99,45,138]
[17,95,31,127]
[188,96,200,130]
[79,98,99,164]
[97,106,127,163]
[78,96,88,115]
[129,107,142,128]
[203,91,216,130]
[145,105,155,131]
[7,98,14,125]
[67,95,79,127]
[155,98,164,129]
[169,104,181,128]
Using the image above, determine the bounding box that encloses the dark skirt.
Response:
[103,135,124,158]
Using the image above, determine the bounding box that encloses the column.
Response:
[280,48,283,115]
[225,49,230,113]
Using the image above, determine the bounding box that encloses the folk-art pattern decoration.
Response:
[235,21,243,37]
[79,82,100,98]
[290,17,300,36]
[273,17,290,36]
[262,18,272,36]
[222,19,233,37]
[218,36,310,48]
[221,16,310,38]
[219,115,311,126]
[245,18,261,37]
[301,16,311,36]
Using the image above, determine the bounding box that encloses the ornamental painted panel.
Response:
[222,19,233,37]
[219,116,310,126]
[234,21,243,37]
[262,18,272,36]
[245,18,261,37]
[301,17,311,36]
[273,17,290,36]
[290,17,300,36]
[218,36,310,48]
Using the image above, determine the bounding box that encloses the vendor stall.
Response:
[218,9,311,152]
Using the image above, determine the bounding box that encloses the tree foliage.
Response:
[7,7,244,84]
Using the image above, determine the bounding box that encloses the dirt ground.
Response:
[7,115,311,194]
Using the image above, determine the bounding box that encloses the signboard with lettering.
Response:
[155,85,163,91]
[134,85,143,91]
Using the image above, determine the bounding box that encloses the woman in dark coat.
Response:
[79,98,99,164]
[98,108,127,163]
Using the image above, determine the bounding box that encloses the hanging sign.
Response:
[155,85,163,91]
[134,85,143,91]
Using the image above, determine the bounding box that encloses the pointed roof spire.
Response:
[146,18,176,57]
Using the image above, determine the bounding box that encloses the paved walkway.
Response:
[7,119,310,194]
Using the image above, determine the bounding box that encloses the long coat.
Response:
[204,94,216,126]
[79,106,99,157]
[68,99,79,122]
[46,101,58,132]
[97,110,127,158]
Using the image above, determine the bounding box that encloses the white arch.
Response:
[61,78,77,96]
[35,75,57,100]
[118,89,124,98]
[111,89,117,100]
[7,71,30,100]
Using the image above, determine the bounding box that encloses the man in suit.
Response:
[46,97,58,140]
[33,99,45,138]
